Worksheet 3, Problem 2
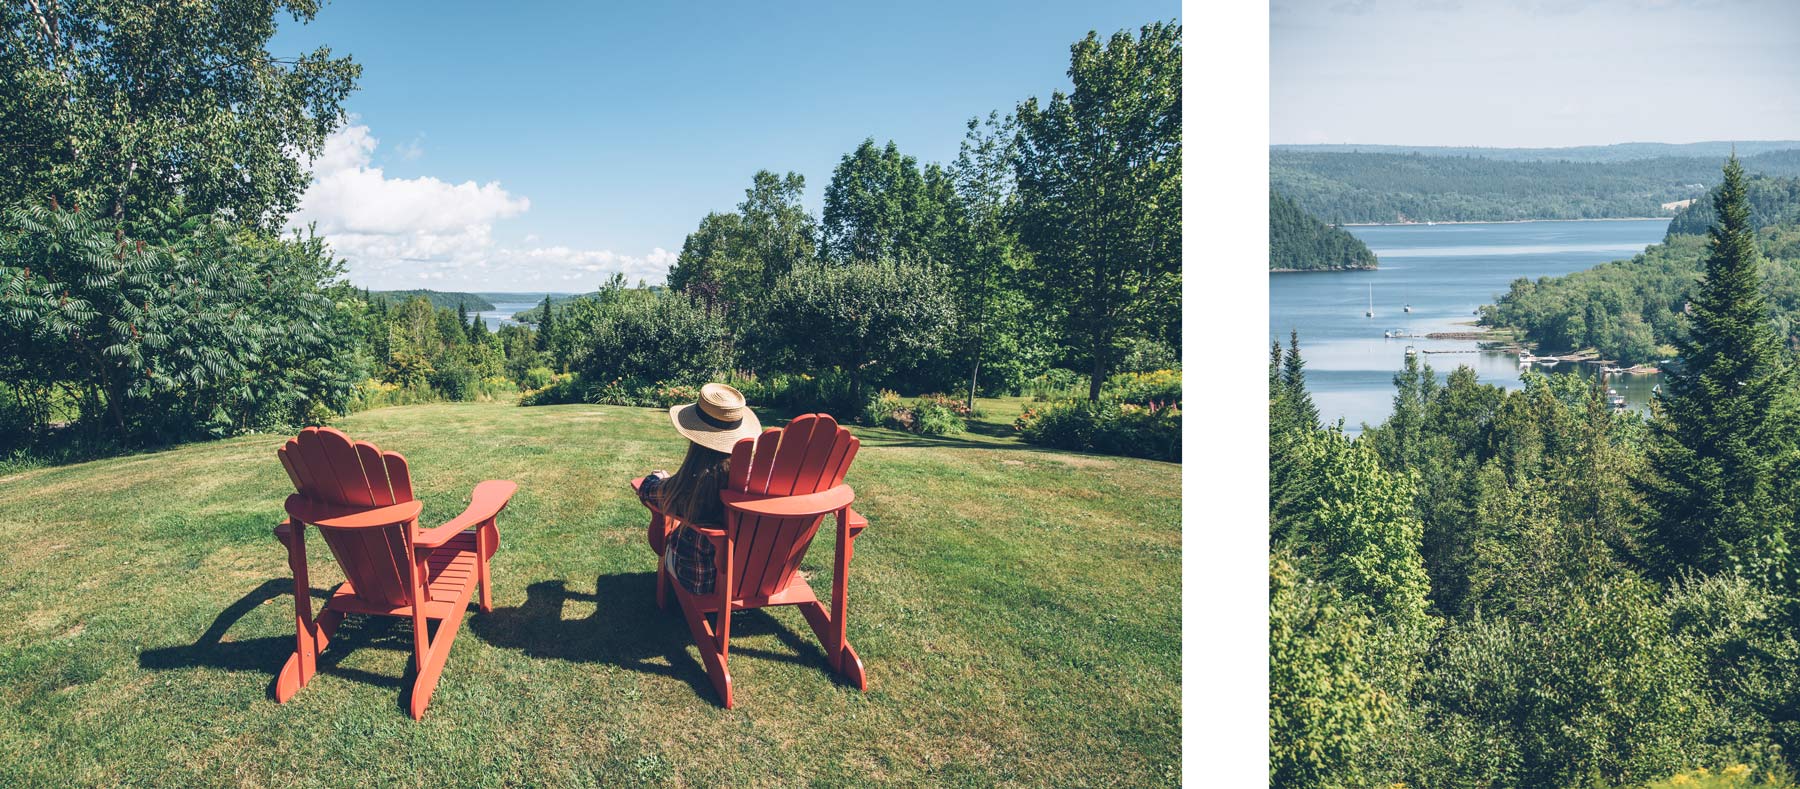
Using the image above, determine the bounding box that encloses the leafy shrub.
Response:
[564,290,730,387]
[1105,369,1182,407]
[1015,399,1180,461]
[519,372,582,406]
[862,390,910,430]
[911,395,967,436]
[1117,337,1181,373]
[755,259,955,397]
[518,366,555,391]
[1641,764,1792,788]
[1021,368,1088,401]
[430,362,479,401]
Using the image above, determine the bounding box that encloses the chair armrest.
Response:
[285,495,423,529]
[632,476,671,516]
[722,485,855,518]
[415,480,517,548]
[844,507,868,537]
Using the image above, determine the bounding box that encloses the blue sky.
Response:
[272,1,1178,291]
[1273,0,1800,148]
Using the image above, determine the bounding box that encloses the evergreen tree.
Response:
[1642,157,1800,588]
[1283,330,1319,430]
[536,295,555,355]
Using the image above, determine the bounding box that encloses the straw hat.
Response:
[669,383,763,453]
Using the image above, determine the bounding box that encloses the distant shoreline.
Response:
[1269,266,1378,273]
[1342,217,1673,227]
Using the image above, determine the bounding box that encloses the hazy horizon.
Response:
[1273,0,1800,148]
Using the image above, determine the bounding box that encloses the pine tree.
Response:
[1283,331,1319,430]
[1642,156,1800,588]
[536,295,554,354]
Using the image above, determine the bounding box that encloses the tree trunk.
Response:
[966,356,981,412]
[1088,346,1106,402]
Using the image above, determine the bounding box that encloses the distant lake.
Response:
[474,298,546,330]
[1269,219,1672,432]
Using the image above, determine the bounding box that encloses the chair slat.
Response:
[745,427,784,494]
[385,452,414,502]
[789,414,841,495]
[355,441,397,506]
[764,415,818,496]
[295,428,350,505]
[321,428,377,507]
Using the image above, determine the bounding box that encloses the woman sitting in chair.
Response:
[637,382,763,596]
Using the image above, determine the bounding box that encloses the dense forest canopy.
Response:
[1269,190,1376,271]
[1273,159,1800,788]
[1273,140,1800,163]
[1666,174,1800,238]
[1487,174,1800,365]
[1273,148,1800,224]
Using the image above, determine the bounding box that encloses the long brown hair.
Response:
[658,441,732,526]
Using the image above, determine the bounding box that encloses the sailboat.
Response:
[1365,284,1374,318]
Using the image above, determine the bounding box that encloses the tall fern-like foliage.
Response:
[1,203,358,445]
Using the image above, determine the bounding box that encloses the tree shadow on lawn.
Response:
[140,578,420,703]
[468,573,847,700]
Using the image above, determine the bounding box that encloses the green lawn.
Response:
[0,401,1180,787]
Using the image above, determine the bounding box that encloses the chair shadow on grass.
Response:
[467,572,848,698]
[137,572,847,710]
[139,578,414,705]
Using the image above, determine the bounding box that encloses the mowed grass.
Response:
[0,401,1180,787]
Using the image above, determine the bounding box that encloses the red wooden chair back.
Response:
[277,426,418,608]
[724,414,859,600]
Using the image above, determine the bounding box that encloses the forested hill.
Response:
[1270,190,1376,271]
[1273,140,1800,163]
[1273,148,1800,224]
[369,289,496,311]
[1485,219,1800,366]
[1665,174,1800,238]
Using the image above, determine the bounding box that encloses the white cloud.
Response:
[291,125,674,290]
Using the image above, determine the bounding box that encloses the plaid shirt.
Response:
[639,473,717,596]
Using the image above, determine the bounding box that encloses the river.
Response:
[1268,219,1672,432]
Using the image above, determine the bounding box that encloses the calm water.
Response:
[1269,219,1672,431]
[474,299,543,330]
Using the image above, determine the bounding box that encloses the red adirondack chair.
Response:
[633,413,869,708]
[272,426,516,719]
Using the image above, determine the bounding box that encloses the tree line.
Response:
[1273,149,1800,224]
[1272,159,1800,787]
[0,5,1181,462]
[527,22,1182,407]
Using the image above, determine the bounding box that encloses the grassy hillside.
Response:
[0,401,1180,786]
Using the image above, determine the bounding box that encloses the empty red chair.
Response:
[273,426,515,719]
[634,413,869,707]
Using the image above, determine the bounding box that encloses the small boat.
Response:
[1405,345,1418,357]
[1518,353,1534,368]
[1403,304,1412,313]
[1365,284,1374,318]
[1384,328,1409,339]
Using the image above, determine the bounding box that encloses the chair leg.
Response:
[655,556,670,611]
[476,523,494,613]
[675,593,734,708]
[799,602,867,691]
[410,612,465,721]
